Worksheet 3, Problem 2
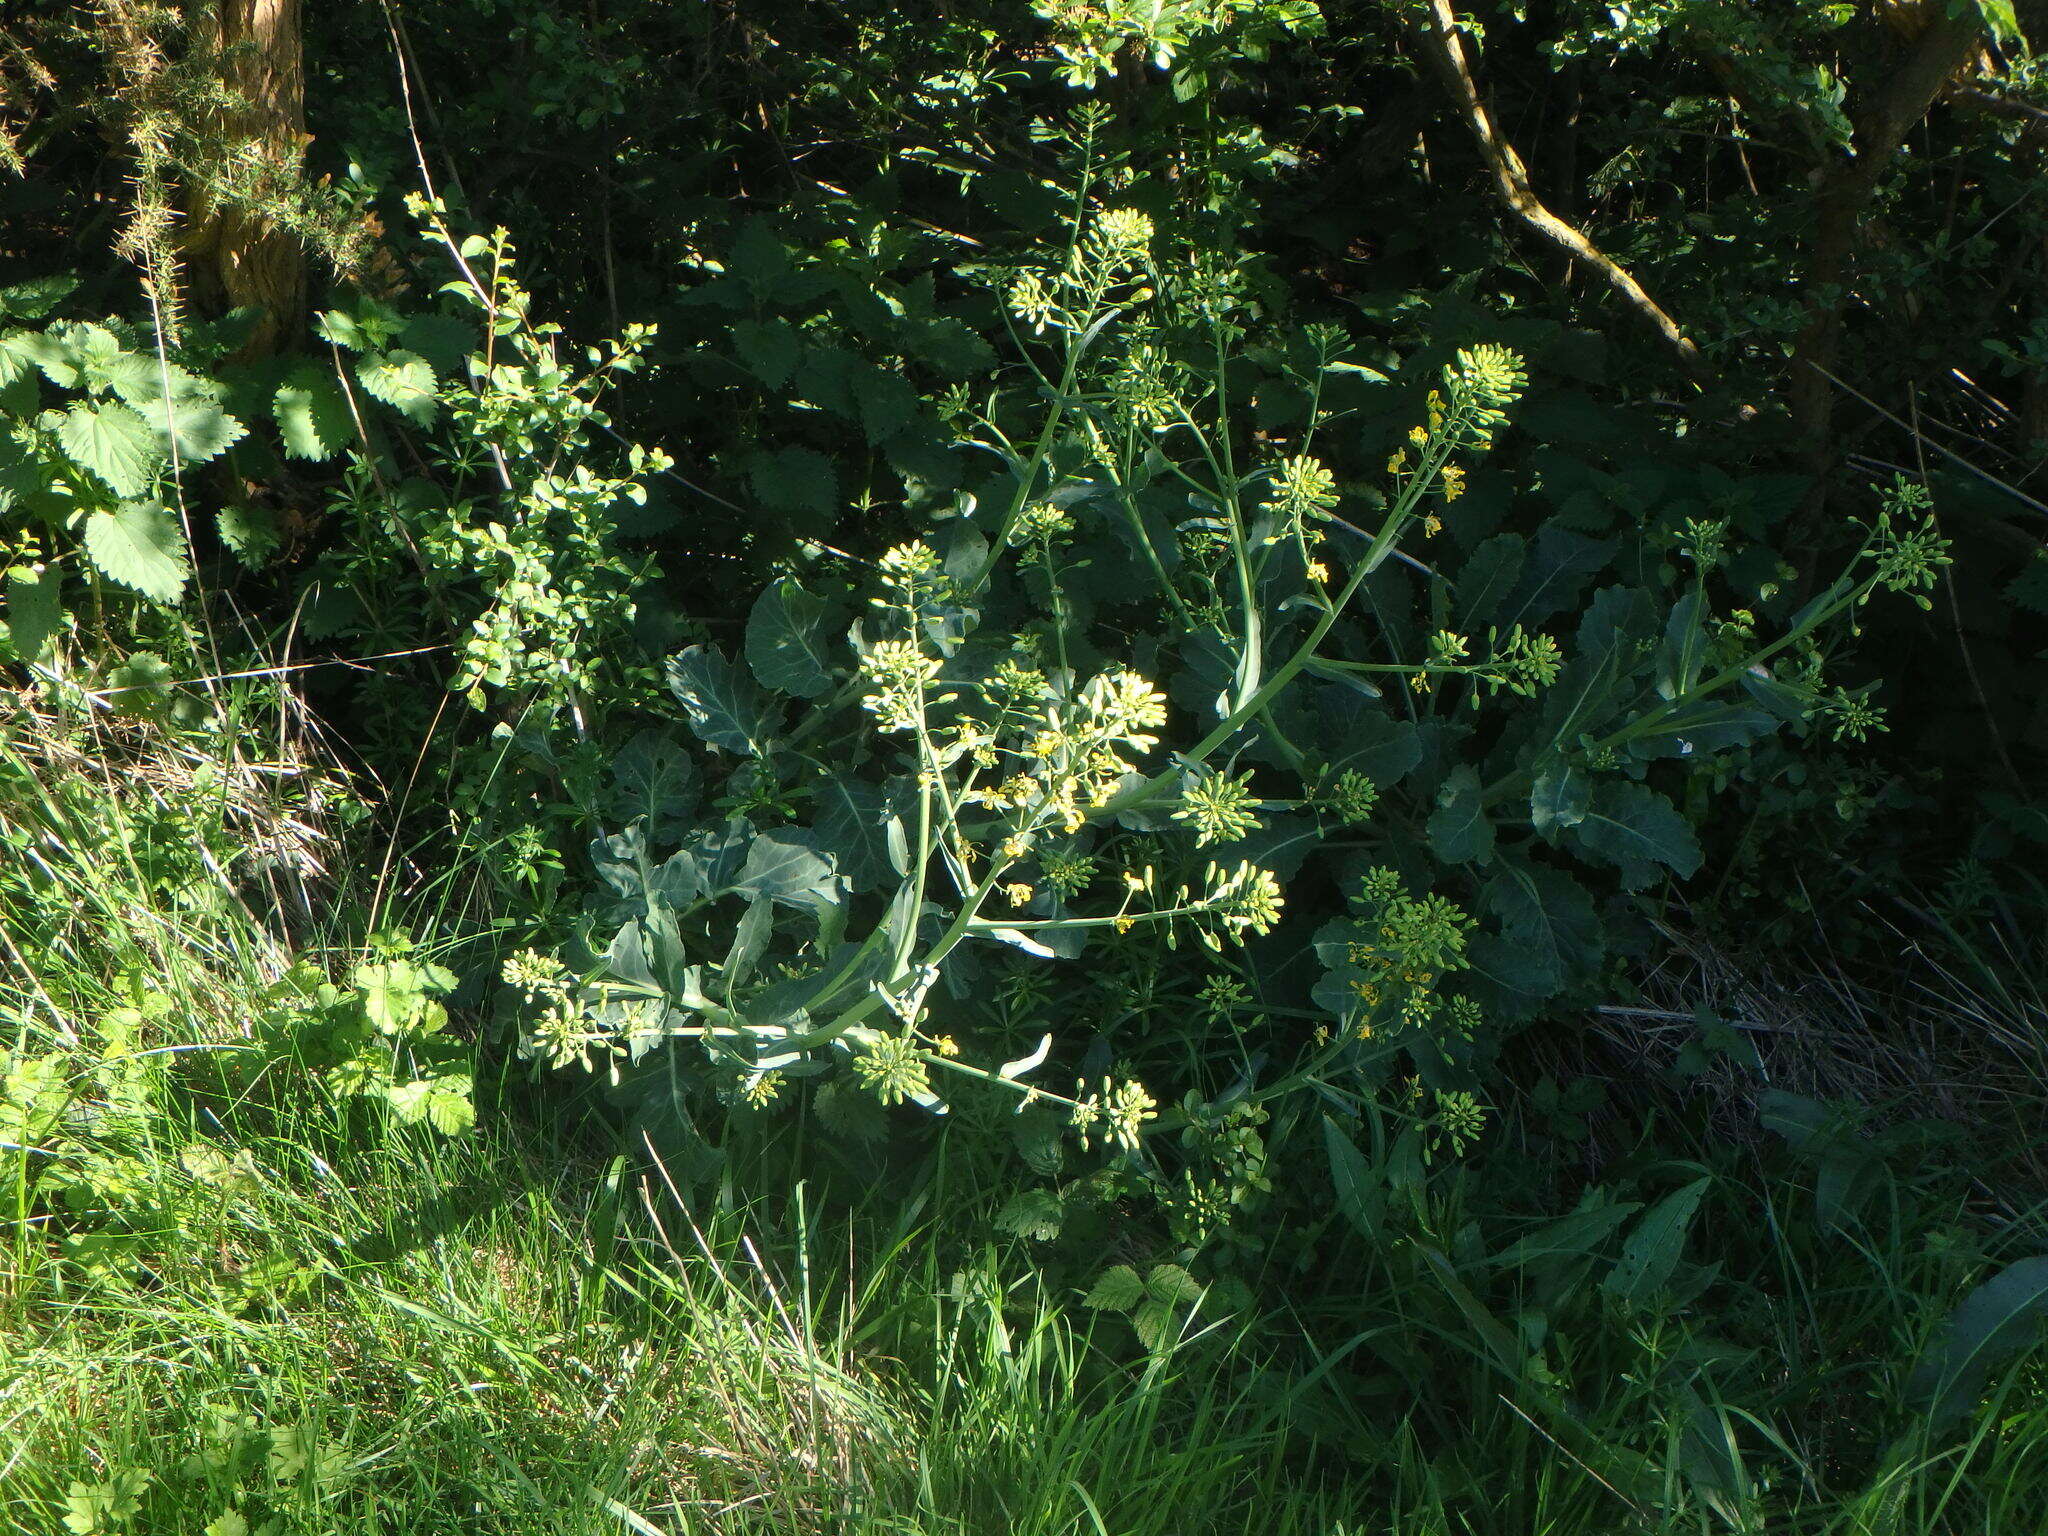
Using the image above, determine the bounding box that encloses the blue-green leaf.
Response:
[1571,782,1701,889]
[1426,765,1494,866]
[744,579,836,698]
[665,645,777,756]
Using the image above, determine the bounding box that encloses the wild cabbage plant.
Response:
[502,176,1949,1252]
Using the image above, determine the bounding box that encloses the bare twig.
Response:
[1407,0,1705,377]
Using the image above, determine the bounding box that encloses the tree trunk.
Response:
[187,0,306,357]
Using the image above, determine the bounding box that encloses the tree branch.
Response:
[1407,0,1705,377]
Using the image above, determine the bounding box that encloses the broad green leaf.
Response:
[217,504,281,569]
[744,578,836,697]
[609,729,699,831]
[1484,858,1602,997]
[1529,758,1589,837]
[746,446,837,523]
[814,778,898,892]
[83,502,189,603]
[1454,533,1526,630]
[105,650,174,715]
[1426,765,1494,865]
[734,829,838,907]
[1627,699,1777,760]
[58,401,163,497]
[273,366,354,459]
[665,644,777,755]
[1146,1263,1204,1307]
[1906,1256,2048,1428]
[1603,1177,1711,1307]
[1131,1299,1177,1352]
[1656,589,1709,699]
[1084,1264,1145,1312]
[1571,782,1701,889]
[1323,1115,1384,1239]
[732,317,801,387]
[398,311,476,374]
[136,390,247,464]
[0,334,39,414]
[1491,1197,1641,1272]
[0,272,79,319]
[994,1189,1063,1241]
[386,1076,475,1135]
[356,348,438,424]
[5,564,63,662]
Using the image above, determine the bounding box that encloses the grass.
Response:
[5,677,2048,1536]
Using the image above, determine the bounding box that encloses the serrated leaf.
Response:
[1130,1299,1177,1352]
[665,644,777,755]
[355,348,438,425]
[386,1076,475,1135]
[217,504,281,569]
[399,311,475,374]
[1083,1264,1145,1312]
[1572,781,1701,889]
[59,401,163,497]
[745,579,836,697]
[732,318,801,387]
[994,1189,1064,1241]
[273,367,354,459]
[746,446,836,522]
[138,390,247,464]
[0,334,41,414]
[1146,1263,1204,1307]
[1426,765,1494,865]
[205,1512,250,1536]
[5,564,63,662]
[83,502,189,603]
[1906,1256,2048,1428]
[105,650,174,715]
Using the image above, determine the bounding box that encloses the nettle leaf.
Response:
[355,349,438,425]
[399,311,475,374]
[745,579,836,697]
[137,389,247,465]
[732,318,802,387]
[83,502,189,603]
[855,367,923,445]
[746,446,837,525]
[217,504,281,569]
[1083,1264,1145,1313]
[58,401,163,497]
[814,778,899,892]
[1426,765,1495,866]
[5,564,63,662]
[1571,781,1702,889]
[273,366,354,459]
[666,645,778,756]
[1906,1256,2048,1429]
[0,335,41,415]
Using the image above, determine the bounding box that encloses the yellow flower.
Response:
[1004,882,1035,906]
[1306,559,1329,583]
